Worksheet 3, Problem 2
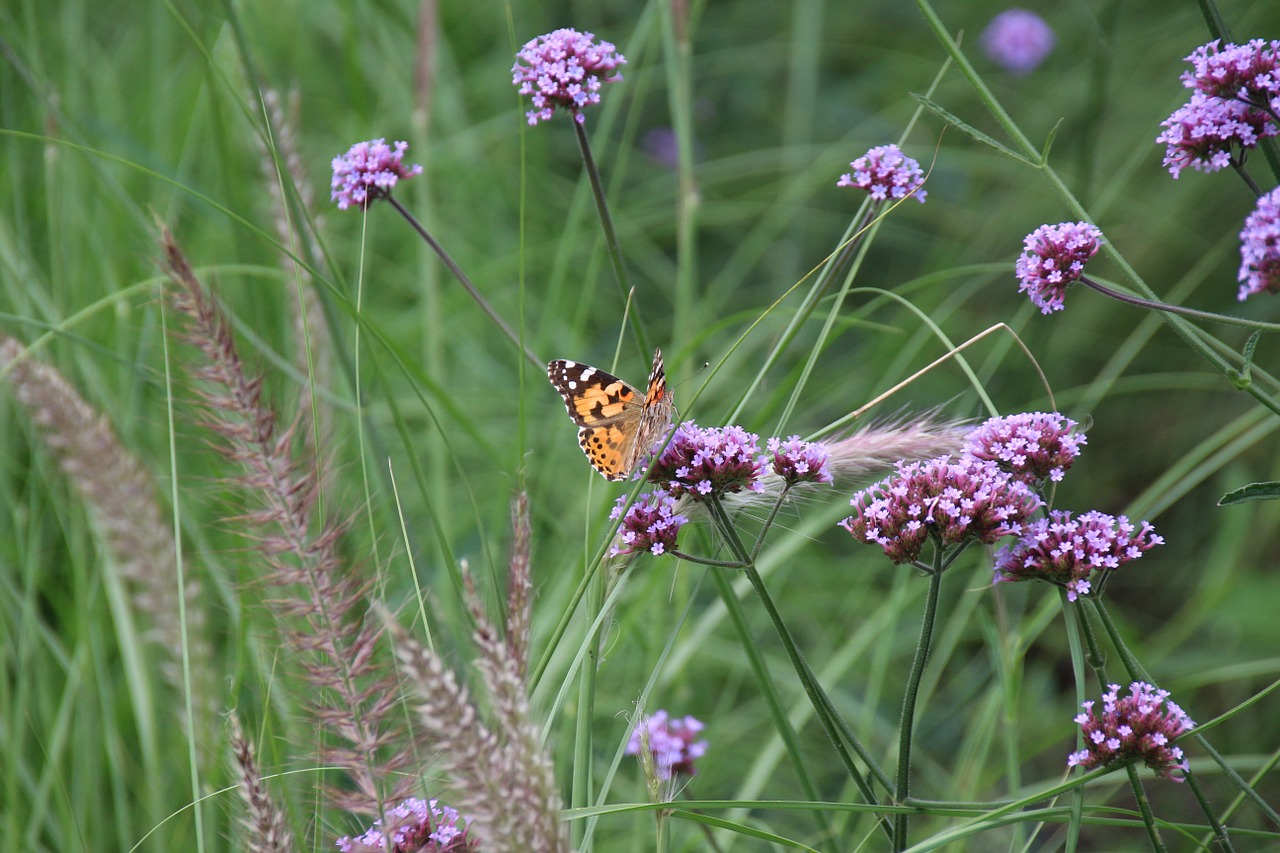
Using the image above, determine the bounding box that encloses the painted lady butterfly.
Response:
[547,348,675,481]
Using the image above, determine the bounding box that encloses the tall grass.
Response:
[2,0,1279,850]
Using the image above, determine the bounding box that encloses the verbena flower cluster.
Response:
[1239,186,1280,300]
[330,139,422,210]
[962,412,1085,484]
[837,144,928,203]
[610,488,688,557]
[994,510,1163,601]
[627,711,708,779]
[840,456,1042,564]
[511,28,626,125]
[1014,221,1103,314]
[1158,39,1280,178]
[336,797,476,852]
[980,8,1055,74]
[647,422,766,499]
[768,435,834,485]
[1068,682,1194,780]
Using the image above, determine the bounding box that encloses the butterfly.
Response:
[547,348,675,481]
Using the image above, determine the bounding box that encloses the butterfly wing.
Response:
[547,359,644,480]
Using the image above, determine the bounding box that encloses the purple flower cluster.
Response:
[330,139,423,211]
[768,435,833,486]
[962,412,1085,484]
[610,489,688,557]
[648,421,765,499]
[1239,187,1280,300]
[837,144,927,203]
[627,711,708,779]
[1158,39,1280,178]
[1014,221,1103,314]
[511,28,626,125]
[980,9,1055,74]
[336,798,475,852]
[1067,682,1194,780]
[840,456,1042,564]
[994,510,1163,601]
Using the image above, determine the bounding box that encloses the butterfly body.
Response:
[547,348,674,481]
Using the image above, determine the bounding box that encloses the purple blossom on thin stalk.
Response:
[511,28,626,125]
[767,435,833,486]
[627,711,708,780]
[647,421,765,499]
[1068,682,1194,781]
[962,412,1085,485]
[330,139,422,210]
[837,144,927,203]
[336,797,477,852]
[1238,186,1280,300]
[609,488,688,557]
[994,510,1163,601]
[980,9,1055,74]
[1180,39,1280,111]
[1157,92,1276,178]
[1014,221,1104,314]
[840,456,1042,565]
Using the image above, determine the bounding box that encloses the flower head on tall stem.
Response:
[980,9,1055,74]
[609,488,688,557]
[512,28,626,125]
[840,456,1041,565]
[767,435,833,486]
[336,797,478,852]
[1156,93,1275,178]
[330,139,422,210]
[1239,186,1280,300]
[647,421,765,499]
[1180,39,1280,110]
[837,144,927,203]
[993,510,1163,600]
[962,412,1085,485]
[627,711,708,780]
[1068,682,1194,781]
[1014,221,1103,314]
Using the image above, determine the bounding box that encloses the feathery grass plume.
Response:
[160,228,411,814]
[0,335,215,740]
[229,711,297,853]
[386,494,567,852]
[254,87,334,452]
[504,491,533,679]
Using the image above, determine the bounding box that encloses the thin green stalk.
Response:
[892,546,945,850]
[1125,763,1167,853]
[1185,768,1236,852]
[573,120,650,356]
[384,195,541,368]
[1079,276,1280,332]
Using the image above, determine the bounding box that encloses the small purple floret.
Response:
[1067,682,1194,780]
[511,28,626,125]
[610,489,688,557]
[335,797,476,852]
[1239,186,1280,300]
[1014,221,1103,314]
[767,435,833,485]
[981,9,1055,74]
[837,144,927,203]
[962,412,1085,484]
[627,711,708,779]
[648,421,765,499]
[330,139,422,210]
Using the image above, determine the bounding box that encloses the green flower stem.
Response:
[705,494,895,844]
[1079,276,1280,332]
[751,484,795,562]
[1125,763,1168,853]
[892,545,945,850]
[1186,769,1237,853]
[385,195,541,369]
[1087,597,1280,830]
[573,120,650,357]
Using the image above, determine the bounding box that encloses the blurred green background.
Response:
[3,0,1280,849]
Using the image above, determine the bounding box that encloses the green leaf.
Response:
[910,93,1038,166]
[1219,481,1280,506]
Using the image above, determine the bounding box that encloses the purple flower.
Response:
[994,510,1163,601]
[1238,186,1280,300]
[336,797,476,852]
[837,144,927,203]
[647,421,765,499]
[627,711,708,779]
[1156,92,1275,178]
[981,9,1055,74]
[511,28,626,125]
[767,435,833,486]
[1014,221,1103,314]
[1180,39,1280,109]
[1067,682,1194,781]
[840,456,1041,564]
[609,489,688,557]
[330,139,423,211]
[962,412,1085,485]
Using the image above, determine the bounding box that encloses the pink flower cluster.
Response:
[1239,187,1280,300]
[962,412,1085,484]
[768,435,833,485]
[336,798,475,852]
[1068,682,1194,780]
[610,489,688,557]
[837,144,927,203]
[330,139,422,210]
[1013,221,1103,314]
[511,28,626,125]
[627,711,708,779]
[648,421,766,499]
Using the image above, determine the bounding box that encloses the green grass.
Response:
[3,0,1280,850]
